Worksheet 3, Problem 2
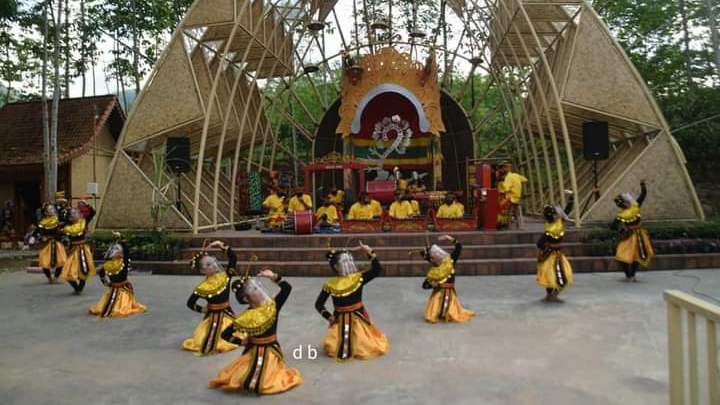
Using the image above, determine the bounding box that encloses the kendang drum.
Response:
[284,211,313,234]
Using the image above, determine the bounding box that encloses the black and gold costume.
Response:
[611,182,655,279]
[60,209,96,293]
[33,212,66,282]
[89,241,146,318]
[422,239,475,323]
[182,247,239,355]
[315,251,389,360]
[536,200,574,298]
[210,276,303,394]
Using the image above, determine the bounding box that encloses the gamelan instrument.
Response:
[283,211,313,234]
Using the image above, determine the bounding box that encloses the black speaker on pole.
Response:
[582,121,610,161]
[166,137,191,173]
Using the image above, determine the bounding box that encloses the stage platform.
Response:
[155,228,720,276]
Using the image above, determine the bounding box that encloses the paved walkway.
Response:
[1,268,719,405]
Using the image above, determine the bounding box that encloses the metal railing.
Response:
[664,290,720,404]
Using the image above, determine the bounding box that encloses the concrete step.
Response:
[188,229,589,248]
[177,242,611,261]
[136,253,720,277]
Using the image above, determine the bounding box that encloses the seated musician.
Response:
[287,188,313,213]
[262,188,286,228]
[315,196,340,230]
[436,193,465,219]
[389,191,413,220]
[347,192,380,221]
[403,189,421,216]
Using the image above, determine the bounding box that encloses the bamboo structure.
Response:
[96,0,704,233]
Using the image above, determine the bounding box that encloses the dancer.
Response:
[30,203,66,284]
[536,193,574,303]
[315,242,389,361]
[209,269,303,395]
[611,180,654,282]
[89,232,146,318]
[60,208,96,294]
[182,240,240,355]
[419,235,475,323]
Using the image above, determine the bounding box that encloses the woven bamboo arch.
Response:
[96,0,704,233]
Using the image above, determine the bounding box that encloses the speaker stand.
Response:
[175,173,190,219]
[580,158,601,217]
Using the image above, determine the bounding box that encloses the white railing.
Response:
[664,290,720,404]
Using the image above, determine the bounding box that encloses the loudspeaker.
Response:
[583,121,609,160]
[166,137,191,173]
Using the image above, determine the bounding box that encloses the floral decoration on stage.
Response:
[370,115,413,160]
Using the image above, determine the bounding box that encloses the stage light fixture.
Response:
[307,20,325,32]
[470,56,483,66]
[303,64,320,74]
[371,21,390,30]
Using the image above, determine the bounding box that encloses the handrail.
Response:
[664,289,720,405]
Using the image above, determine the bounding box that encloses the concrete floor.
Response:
[1,268,719,405]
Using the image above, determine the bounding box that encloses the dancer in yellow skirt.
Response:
[536,194,574,303]
[60,208,96,294]
[30,203,67,284]
[182,240,240,355]
[89,232,146,318]
[611,180,654,282]
[419,235,475,323]
[315,242,389,361]
[209,269,302,395]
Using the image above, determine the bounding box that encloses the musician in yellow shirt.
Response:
[262,188,286,228]
[436,193,464,219]
[347,193,380,220]
[328,187,344,206]
[496,163,528,229]
[287,189,313,213]
[389,191,413,219]
[315,196,340,230]
[403,189,421,216]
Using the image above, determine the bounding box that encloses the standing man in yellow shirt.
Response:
[389,191,413,219]
[287,188,313,213]
[436,193,465,219]
[262,188,286,228]
[496,163,528,229]
[328,186,345,207]
[347,192,380,220]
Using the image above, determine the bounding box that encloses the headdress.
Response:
[326,238,359,276]
[230,255,259,304]
[190,239,210,272]
[104,231,126,259]
[411,235,449,263]
[614,192,635,207]
[543,205,568,221]
[41,202,56,216]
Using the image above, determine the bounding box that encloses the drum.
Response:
[283,211,313,234]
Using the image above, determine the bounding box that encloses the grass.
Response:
[0,255,33,274]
